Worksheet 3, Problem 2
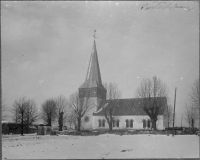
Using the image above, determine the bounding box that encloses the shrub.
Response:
[50,130,57,136]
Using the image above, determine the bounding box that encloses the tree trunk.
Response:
[27,124,30,133]
[60,125,63,131]
[168,121,169,129]
[21,112,24,136]
[59,124,63,131]
[192,119,194,131]
[58,112,64,131]
[109,122,112,132]
[151,119,157,130]
[27,116,30,133]
[48,117,51,126]
[77,117,81,132]
[189,123,190,131]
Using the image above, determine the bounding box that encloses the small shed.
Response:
[2,122,21,134]
[2,123,9,134]
[37,125,52,135]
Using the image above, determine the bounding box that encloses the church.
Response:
[78,39,167,131]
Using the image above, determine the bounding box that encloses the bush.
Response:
[50,130,58,136]
[53,127,59,131]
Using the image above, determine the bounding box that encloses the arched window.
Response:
[130,120,133,128]
[102,119,105,127]
[112,119,115,127]
[147,120,151,128]
[143,119,146,128]
[98,119,101,127]
[116,120,119,127]
[126,119,129,128]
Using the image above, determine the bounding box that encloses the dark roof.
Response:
[2,122,37,129]
[79,40,106,91]
[2,123,21,128]
[2,122,20,125]
[93,97,166,116]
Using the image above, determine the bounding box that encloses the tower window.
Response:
[147,120,151,128]
[130,120,133,128]
[102,119,105,127]
[143,119,146,128]
[98,119,101,127]
[116,120,119,127]
[126,120,129,128]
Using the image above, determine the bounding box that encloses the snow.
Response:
[2,134,199,159]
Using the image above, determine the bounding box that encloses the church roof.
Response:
[93,97,166,116]
[79,40,106,91]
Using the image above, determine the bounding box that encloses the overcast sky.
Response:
[2,1,199,127]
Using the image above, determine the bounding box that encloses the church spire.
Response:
[79,39,105,90]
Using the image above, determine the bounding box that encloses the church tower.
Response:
[79,38,106,129]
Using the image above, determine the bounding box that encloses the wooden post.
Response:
[181,113,183,128]
[172,87,177,136]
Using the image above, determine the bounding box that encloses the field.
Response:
[2,133,199,159]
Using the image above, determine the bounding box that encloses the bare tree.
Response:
[189,79,199,110]
[13,98,26,135]
[11,97,38,135]
[10,103,20,124]
[184,103,198,130]
[55,95,69,131]
[2,99,7,121]
[102,82,122,132]
[24,99,38,133]
[136,76,168,130]
[69,92,93,132]
[66,111,77,129]
[164,104,173,128]
[10,104,20,134]
[41,98,57,126]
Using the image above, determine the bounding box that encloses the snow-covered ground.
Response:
[2,134,199,159]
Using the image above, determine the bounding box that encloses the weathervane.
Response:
[93,30,97,39]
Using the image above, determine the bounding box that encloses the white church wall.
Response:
[93,115,165,130]
[157,115,165,130]
[82,114,93,130]
[118,116,147,129]
[82,97,104,130]
[163,112,169,129]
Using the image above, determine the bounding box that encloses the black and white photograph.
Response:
[1,1,199,159]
